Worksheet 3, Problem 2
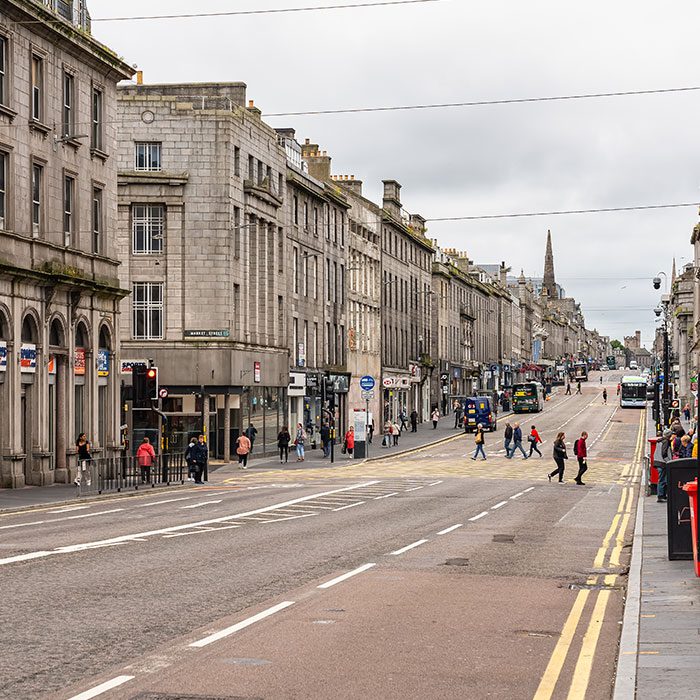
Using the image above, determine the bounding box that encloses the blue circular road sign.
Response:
[359,375,375,391]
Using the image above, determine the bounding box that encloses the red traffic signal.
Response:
[145,367,159,400]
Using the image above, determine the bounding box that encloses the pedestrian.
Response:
[343,426,355,458]
[507,422,528,459]
[382,421,391,448]
[528,425,543,457]
[471,423,486,461]
[185,436,197,480]
[548,432,568,483]
[573,431,588,485]
[236,432,252,469]
[393,420,401,446]
[565,382,571,395]
[599,375,603,384]
[74,433,92,486]
[295,423,307,461]
[616,383,621,396]
[136,436,156,483]
[410,409,418,433]
[683,403,691,422]
[657,428,672,502]
[431,407,440,429]
[576,381,582,395]
[453,399,463,429]
[504,422,513,454]
[320,422,331,458]
[191,434,208,484]
[399,409,408,433]
[671,419,685,438]
[679,434,692,458]
[244,423,258,452]
[602,388,607,405]
[277,426,291,464]
[368,419,374,444]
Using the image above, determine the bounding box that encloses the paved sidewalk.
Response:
[615,410,700,698]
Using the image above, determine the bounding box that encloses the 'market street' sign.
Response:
[184,329,230,338]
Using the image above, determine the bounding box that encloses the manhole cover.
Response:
[493,534,515,543]
[444,558,470,566]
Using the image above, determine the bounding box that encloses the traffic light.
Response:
[145,367,159,401]
[132,364,147,408]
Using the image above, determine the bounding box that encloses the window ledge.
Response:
[29,119,51,135]
[61,136,83,150]
[0,103,17,121]
[91,147,109,162]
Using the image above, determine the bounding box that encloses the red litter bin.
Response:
[682,479,700,577]
[648,437,660,494]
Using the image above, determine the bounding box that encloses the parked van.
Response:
[463,396,497,432]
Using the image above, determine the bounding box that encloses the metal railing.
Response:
[75,453,187,496]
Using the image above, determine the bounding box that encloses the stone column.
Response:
[55,354,67,481]
[223,392,231,463]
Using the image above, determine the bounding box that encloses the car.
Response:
[600,366,609,372]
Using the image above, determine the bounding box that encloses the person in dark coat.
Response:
[573,431,588,485]
[504,423,513,454]
[191,435,208,484]
[507,423,528,459]
[320,423,331,458]
[277,426,291,464]
[185,437,197,480]
[244,424,258,452]
[410,409,418,433]
[548,432,568,483]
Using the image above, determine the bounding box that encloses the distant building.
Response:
[0,0,132,487]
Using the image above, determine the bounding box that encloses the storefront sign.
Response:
[74,348,86,376]
[328,373,350,393]
[20,344,37,373]
[306,373,320,389]
[254,361,261,383]
[97,349,110,377]
[288,371,305,397]
[0,341,6,372]
[184,329,230,338]
[120,359,147,374]
[48,355,56,375]
[382,376,411,389]
[408,363,421,383]
[297,344,306,368]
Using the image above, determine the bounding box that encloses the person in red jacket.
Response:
[528,425,543,457]
[573,431,588,485]
[344,426,355,458]
[136,437,156,483]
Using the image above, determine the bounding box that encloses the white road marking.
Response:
[135,497,193,508]
[67,675,135,700]
[0,480,381,567]
[0,509,125,531]
[388,539,429,555]
[492,501,508,510]
[181,500,223,509]
[524,487,535,493]
[48,505,90,513]
[427,480,444,486]
[332,501,365,511]
[374,492,399,500]
[469,511,489,522]
[510,492,525,499]
[189,601,295,648]
[163,525,241,539]
[437,524,463,535]
[404,486,424,492]
[317,563,376,589]
[260,513,318,523]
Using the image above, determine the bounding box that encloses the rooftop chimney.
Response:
[302,140,331,180]
[335,175,363,197]
[382,180,402,219]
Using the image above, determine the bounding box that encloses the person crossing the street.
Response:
[573,431,588,485]
[548,432,568,483]
[528,425,543,457]
[576,381,582,395]
[471,423,486,461]
[506,422,528,459]
[565,382,572,395]
[602,388,608,405]
[504,422,513,454]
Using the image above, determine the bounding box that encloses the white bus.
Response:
[620,375,647,408]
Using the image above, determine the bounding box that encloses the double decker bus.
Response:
[512,382,545,414]
[620,375,647,408]
[573,361,588,382]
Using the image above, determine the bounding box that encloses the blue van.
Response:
[463,396,497,433]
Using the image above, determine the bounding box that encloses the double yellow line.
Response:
[534,410,644,700]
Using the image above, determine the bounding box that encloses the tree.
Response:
[610,339,624,350]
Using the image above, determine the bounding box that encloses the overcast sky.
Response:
[90,0,700,347]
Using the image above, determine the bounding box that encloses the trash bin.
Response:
[648,437,660,495]
[682,479,700,577]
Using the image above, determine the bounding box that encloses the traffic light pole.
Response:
[662,326,670,427]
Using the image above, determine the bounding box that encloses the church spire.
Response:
[671,257,677,284]
[542,229,557,299]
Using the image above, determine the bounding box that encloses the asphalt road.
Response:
[0,372,643,700]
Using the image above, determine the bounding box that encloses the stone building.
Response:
[116,83,289,459]
[0,0,132,488]
[669,264,694,404]
[277,133,351,437]
[378,181,434,423]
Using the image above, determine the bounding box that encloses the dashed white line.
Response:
[0,508,125,531]
[181,500,223,509]
[48,505,90,513]
[260,513,318,523]
[469,511,489,522]
[317,563,376,589]
[163,525,241,539]
[388,539,429,556]
[135,497,193,508]
[510,492,525,500]
[491,501,508,510]
[332,501,365,511]
[189,601,295,648]
[404,486,424,492]
[374,492,399,500]
[524,487,535,493]
[437,524,463,535]
[427,480,444,486]
[67,674,135,700]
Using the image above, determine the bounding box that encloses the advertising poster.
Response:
[97,349,110,377]
[0,341,6,372]
[20,344,37,373]
[74,347,86,376]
